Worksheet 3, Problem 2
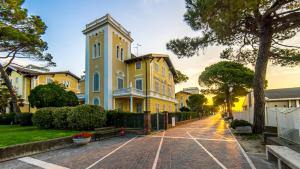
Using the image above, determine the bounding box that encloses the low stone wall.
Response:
[0,136,73,162]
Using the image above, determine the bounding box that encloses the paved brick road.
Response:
[1,114,255,169]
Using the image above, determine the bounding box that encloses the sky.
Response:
[18,0,300,94]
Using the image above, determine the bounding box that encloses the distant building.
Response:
[5,64,81,112]
[175,91,191,111]
[182,87,199,95]
[243,87,300,112]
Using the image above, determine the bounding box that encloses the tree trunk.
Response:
[253,24,272,134]
[0,63,21,113]
[225,89,232,118]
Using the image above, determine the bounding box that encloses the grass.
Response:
[0,125,80,148]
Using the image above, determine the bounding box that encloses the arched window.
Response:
[97,43,101,57]
[93,97,100,105]
[93,72,100,91]
[120,48,124,61]
[93,44,97,58]
[116,46,119,59]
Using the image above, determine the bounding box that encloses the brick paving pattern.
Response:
[0,114,253,169]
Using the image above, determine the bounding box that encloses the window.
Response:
[63,81,70,88]
[136,61,141,69]
[117,102,123,111]
[162,67,165,76]
[15,77,19,83]
[97,43,101,57]
[93,44,97,58]
[117,77,124,89]
[167,87,171,97]
[120,48,124,61]
[116,46,120,59]
[162,84,166,95]
[154,63,159,72]
[155,80,159,92]
[93,97,100,105]
[93,72,100,91]
[136,79,143,90]
[168,72,172,80]
[136,103,142,113]
[46,77,53,84]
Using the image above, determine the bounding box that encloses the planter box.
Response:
[73,137,91,145]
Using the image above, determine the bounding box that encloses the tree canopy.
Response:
[0,0,54,113]
[174,70,189,84]
[199,61,254,117]
[28,83,79,108]
[186,94,207,114]
[166,0,300,133]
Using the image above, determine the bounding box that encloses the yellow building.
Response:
[83,14,177,113]
[6,64,81,112]
[175,91,191,111]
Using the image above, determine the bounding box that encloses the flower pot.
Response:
[72,137,91,145]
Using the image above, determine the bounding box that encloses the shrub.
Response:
[67,105,106,130]
[18,113,33,126]
[230,119,252,129]
[0,112,16,125]
[53,107,73,129]
[32,107,57,129]
[168,112,199,123]
[179,106,190,112]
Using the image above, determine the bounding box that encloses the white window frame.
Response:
[120,48,124,61]
[97,42,101,58]
[154,63,159,72]
[46,77,53,84]
[135,78,143,90]
[93,72,100,92]
[155,80,160,92]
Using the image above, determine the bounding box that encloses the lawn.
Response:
[0,125,80,148]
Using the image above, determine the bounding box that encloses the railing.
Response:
[148,91,177,103]
[113,87,144,97]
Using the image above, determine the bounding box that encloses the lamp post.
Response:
[228,85,233,119]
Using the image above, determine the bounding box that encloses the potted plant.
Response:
[72,132,93,145]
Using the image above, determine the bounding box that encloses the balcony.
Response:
[113,87,144,97]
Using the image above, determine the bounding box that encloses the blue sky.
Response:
[19,0,300,91]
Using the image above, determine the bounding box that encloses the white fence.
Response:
[233,107,300,144]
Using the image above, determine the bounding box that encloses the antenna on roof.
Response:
[134,43,142,57]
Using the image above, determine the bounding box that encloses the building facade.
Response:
[83,14,177,113]
[6,64,81,112]
[175,91,191,111]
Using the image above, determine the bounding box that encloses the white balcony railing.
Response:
[113,87,144,97]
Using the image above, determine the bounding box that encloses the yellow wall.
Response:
[38,74,80,93]
[88,32,104,106]
[79,80,85,93]
[149,98,175,113]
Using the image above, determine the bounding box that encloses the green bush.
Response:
[168,112,199,123]
[230,119,252,129]
[106,110,144,128]
[179,106,190,112]
[18,113,33,126]
[0,112,16,125]
[53,107,73,129]
[32,107,57,129]
[67,105,106,130]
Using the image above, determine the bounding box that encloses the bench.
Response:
[266,145,300,169]
[94,127,121,141]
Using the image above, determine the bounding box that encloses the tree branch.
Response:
[272,40,300,49]
[277,7,300,16]
[263,0,294,18]
[3,51,17,69]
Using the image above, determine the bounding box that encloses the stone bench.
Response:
[266,145,300,169]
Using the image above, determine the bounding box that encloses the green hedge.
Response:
[67,105,106,130]
[106,110,144,128]
[18,113,33,126]
[32,107,56,129]
[168,112,199,124]
[53,107,73,129]
[230,119,252,129]
[32,105,106,130]
[0,112,16,125]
